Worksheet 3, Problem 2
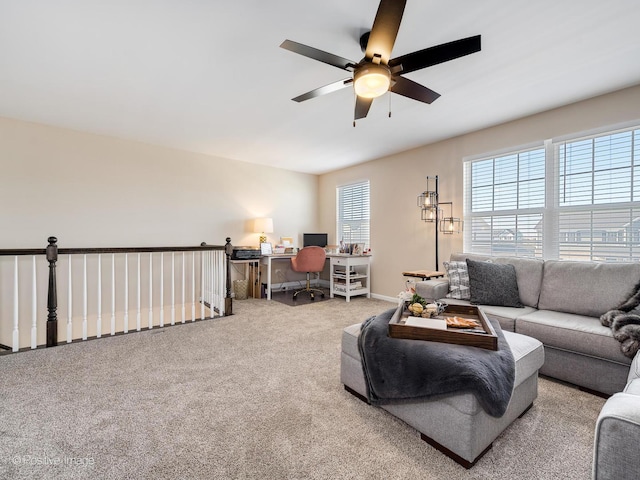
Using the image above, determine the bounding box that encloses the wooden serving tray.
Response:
[388,303,498,350]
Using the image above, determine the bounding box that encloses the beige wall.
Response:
[319,84,640,300]
[0,116,320,347]
[0,116,318,249]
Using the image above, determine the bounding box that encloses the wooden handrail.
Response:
[0,248,46,256]
[0,246,226,256]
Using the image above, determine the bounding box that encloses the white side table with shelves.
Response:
[329,254,371,302]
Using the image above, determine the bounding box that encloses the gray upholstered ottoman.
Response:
[340,321,544,468]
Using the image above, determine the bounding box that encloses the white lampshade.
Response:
[253,217,273,234]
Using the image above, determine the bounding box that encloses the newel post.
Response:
[46,236,58,347]
[225,237,233,316]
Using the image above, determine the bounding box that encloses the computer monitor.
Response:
[303,233,328,248]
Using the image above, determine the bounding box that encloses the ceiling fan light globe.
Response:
[354,64,391,99]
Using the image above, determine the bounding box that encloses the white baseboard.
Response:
[371,293,400,304]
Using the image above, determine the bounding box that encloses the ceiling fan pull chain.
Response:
[389,92,392,118]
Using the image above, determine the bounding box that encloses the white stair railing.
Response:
[0,238,232,352]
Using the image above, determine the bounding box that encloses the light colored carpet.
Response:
[0,297,605,479]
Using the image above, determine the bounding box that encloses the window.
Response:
[337,180,370,248]
[464,147,545,257]
[465,125,640,262]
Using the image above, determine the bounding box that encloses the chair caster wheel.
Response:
[321,293,325,298]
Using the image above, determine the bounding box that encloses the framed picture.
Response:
[260,242,273,255]
[352,243,364,255]
[280,236,294,246]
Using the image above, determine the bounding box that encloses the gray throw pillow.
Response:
[466,259,523,307]
[443,261,471,300]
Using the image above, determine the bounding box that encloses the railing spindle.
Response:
[82,254,87,340]
[67,256,72,343]
[136,253,141,331]
[97,254,102,338]
[123,253,129,334]
[171,252,175,326]
[31,256,37,349]
[111,254,115,336]
[200,252,204,320]
[160,252,164,327]
[148,253,153,329]
[191,252,196,321]
[13,256,19,352]
[210,252,215,315]
[181,252,186,324]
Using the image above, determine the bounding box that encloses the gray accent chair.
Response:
[593,351,640,480]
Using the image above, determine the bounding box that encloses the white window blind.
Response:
[555,128,640,261]
[464,147,545,257]
[464,125,640,262]
[337,180,370,248]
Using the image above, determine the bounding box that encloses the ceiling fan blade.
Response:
[280,40,356,71]
[364,0,407,64]
[292,78,353,102]
[355,96,374,120]
[391,76,441,104]
[389,35,481,75]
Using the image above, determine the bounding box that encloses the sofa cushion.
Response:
[422,297,536,332]
[450,253,544,308]
[538,260,640,317]
[443,261,470,300]
[493,256,544,308]
[466,259,523,308]
[480,304,538,332]
[516,309,631,365]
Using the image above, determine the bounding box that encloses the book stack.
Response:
[333,281,363,292]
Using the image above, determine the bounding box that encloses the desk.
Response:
[260,254,296,300]
[261,253,372,301]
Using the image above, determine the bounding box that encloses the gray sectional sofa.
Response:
[415,253,637,395]
[415,253,640,478]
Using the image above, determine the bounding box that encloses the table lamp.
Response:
[253,217,273,244]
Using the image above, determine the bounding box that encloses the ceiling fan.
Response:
[280,0,481,124]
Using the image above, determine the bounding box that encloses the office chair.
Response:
[290,246,326,300]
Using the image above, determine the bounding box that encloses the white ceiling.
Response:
[1,1,640,175]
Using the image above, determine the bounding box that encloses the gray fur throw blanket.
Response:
[357,307,515,418]
[600,279,640,359]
